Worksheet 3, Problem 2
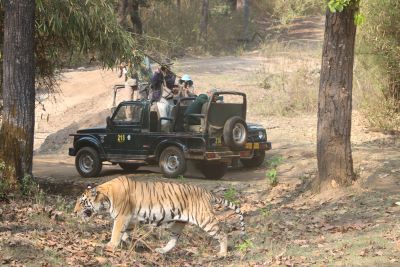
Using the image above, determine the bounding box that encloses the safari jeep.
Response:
[69,91,271,179]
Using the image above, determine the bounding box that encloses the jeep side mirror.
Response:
[106,116,113,128]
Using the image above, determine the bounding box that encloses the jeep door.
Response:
[103,103,146,160]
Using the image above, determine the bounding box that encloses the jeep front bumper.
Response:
[69,148,76,156]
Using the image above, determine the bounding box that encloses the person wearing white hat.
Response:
[178,74,196,98]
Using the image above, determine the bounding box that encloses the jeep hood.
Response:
[247,123,265,132]
[76,126,107,134]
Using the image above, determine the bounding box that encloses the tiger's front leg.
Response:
[106,216,130,250]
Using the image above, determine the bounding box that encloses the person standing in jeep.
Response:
[150,61,177,131]
[150,61,176,102]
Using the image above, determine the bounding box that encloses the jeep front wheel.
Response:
[198,162,228,180]
[159,146,186,178]
[240,150,266,168]
[75,147,102,177]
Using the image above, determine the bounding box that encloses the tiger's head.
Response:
[74,186,108,220]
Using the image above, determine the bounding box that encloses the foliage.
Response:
[266,156,282,187]
[0,158,15,195]
[253,0,324,25]
[21,174,45,204]
[267,156,283,169]
[266,169,278,187]
[0,0,136,97]
[235,239,254,253]
[356,0,400,131]
[140,0,251,56]
[327,0,365,25]
[327,0,352,13]
[224,186,240,205]
[260,206,271,217]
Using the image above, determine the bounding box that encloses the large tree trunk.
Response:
[1,0,36,183]
[317,4,358,189]
[199,0,209,48]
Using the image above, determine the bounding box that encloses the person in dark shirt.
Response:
[184,88,219,124]
[150,61,176,102]
[184,93,209,125]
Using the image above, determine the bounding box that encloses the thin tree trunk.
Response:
[229,0,237,11]
[199,0,209,48]
[243,0,249,41]
[236,0,243,9]
[117,0,129,29]
[1,0,36,183]
[177,0,181,11]
[317,3,357,189]
[130,1,143,35]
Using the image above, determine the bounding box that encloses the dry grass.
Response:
[1,175,399,266]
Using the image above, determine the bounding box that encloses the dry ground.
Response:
[1,17,400,266]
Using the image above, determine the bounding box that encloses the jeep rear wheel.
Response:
[198,162,228,180]
[75,147,102,177]
[240,150,266,168]
[119,163,140,172]
[159,146,186,178]
[223,116,248,151]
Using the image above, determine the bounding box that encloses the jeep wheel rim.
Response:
[79,154,94,173]
[165,154,180,172]
[233,123,246,144]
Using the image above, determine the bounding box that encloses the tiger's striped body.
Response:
[74,176,245,256]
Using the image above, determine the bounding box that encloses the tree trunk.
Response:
[177,0,181,11]
[118,0,142,35]
[229,0,237,11]
[130,1,143,35]
[1,0,36,183]
[117,0,129,29]
[317,4,358,189]
[236,0,243,9]
[199,0,209,48]
[242,0,249,41]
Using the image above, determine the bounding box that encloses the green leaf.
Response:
[354,12,365,26]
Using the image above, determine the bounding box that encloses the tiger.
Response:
[73,176,245,256]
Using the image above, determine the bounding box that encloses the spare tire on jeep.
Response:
[223,116,248,150]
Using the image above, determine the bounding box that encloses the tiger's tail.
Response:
[212,195,245,234]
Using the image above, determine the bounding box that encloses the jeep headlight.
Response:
[258,131,265,140]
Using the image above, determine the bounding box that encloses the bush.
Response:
[356,0,400,131]
[253,0,324,24]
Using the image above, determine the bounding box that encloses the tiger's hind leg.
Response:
[202,216,228,257]
[155,222,186,254]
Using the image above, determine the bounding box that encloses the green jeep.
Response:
[68,91,271,179]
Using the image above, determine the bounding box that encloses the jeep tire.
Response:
[119,163,140,172]
[159,146,186,178]
[223,116,248,151]
[75,147,102,177]
[198,162,228,180]
[240,150,266,168]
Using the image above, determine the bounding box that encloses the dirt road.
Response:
[32,53,399,196]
